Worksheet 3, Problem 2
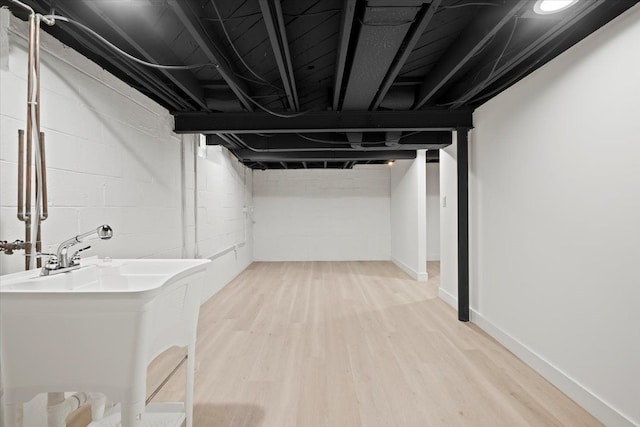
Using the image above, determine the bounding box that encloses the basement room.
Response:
[0,0,638,426]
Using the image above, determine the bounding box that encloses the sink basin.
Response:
[0,257,210,426]
[0,259,206,292]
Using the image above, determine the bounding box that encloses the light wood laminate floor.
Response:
[71,261,601,426]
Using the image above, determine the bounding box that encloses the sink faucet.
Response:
[41,225,113,276]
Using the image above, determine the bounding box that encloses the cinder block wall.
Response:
[0,15,182,274]
[0,13,254,293]
[252,167,391,261]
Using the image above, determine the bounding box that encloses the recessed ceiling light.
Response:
[534,0,579,15]
[387,160,395,166]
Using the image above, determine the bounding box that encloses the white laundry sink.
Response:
[0,258,210,427]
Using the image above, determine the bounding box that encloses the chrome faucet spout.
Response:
[56,224,113,267]
[41,225,113,275]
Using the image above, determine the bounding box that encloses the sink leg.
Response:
[185,342,196,427]
[120,400,145,427]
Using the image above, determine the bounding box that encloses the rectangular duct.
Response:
[341,1,428,110]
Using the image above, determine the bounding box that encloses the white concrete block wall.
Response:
[0,14,182,275]
[253,166,390,261]
[193,143,253,301]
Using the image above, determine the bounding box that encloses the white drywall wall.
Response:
[468,5,640,426]
[253,166,390,261]
[0,14,252,425]
[439,141,458,306]
[390,151,427,280]
[426,162,440,261]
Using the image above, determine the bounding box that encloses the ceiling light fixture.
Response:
[534,0,579,15]
[387,160,395,166]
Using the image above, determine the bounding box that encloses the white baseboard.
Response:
[391,257,428,281]
[438,287,457,309]
[436,291,636,427]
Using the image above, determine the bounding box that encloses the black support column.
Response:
[457,128,470,322]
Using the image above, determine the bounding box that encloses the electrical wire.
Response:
[44,12,305,119]
[228,79,308,118]
[44,15,213,70]
[466,26,576,105]
[229,134,424,153]
[201,9,342,21]
[209,0,281,91]
[233,71,284,90]
[438,15,519,107]
[441,2,501,8]
[471,30,497,58]
[296,133,357,145]
[358,17,416,27]
[482,16,519,90]
[229,130,430,153]
[201,11,262,21]
[296,131,422,145]
[284,9,342,18]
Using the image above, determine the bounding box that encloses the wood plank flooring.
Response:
[72,261,601,426]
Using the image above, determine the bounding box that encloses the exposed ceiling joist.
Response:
[175,110,472,133]
[332,0,357,111]
[167,0,254,112]
[413,0,528,110]
[235,150,417,162]
[83,2,209,111]
[242,131,451,148]
[371,0,441,110]
[258,0,299,111]
[447,0,607,109]
[210,131,451,149]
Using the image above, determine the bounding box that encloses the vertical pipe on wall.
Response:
[15,8,50,270]
[180,135,187,258]
[193,138,199,258]
[457,128,470,322]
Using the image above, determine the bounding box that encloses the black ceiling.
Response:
[7,0,638,169]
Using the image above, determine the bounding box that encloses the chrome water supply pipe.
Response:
[8,0,55,269]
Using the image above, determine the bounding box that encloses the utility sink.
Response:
[0,258,210,427]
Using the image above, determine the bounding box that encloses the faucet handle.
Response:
[44,254,59,269]
[35,252,55,258]
[71,245,92,263]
